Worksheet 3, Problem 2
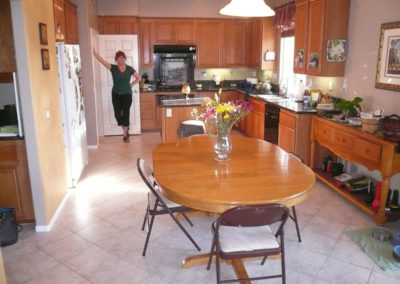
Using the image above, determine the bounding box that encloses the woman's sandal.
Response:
[123,135,130,142]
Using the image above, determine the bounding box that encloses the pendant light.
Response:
[220,0,275,17]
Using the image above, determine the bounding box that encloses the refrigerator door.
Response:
[56,43,88,188]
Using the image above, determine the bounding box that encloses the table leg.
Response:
[375,176,390,225]
[231,259,251,284]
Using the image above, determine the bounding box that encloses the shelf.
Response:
[314,169,377,216]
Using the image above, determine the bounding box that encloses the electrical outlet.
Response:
[328,81,333,91]
[45,110,51,118]
[166,108,172,117]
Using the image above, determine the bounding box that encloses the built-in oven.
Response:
[264,103,280,145]
[154,45,196,88]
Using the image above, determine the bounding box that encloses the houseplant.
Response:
[334,96,363,116]
[192,89,253,161]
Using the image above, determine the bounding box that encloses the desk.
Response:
[153,135,315,282]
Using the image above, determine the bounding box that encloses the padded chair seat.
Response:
[150,185,181,209]
[219,225,280,253]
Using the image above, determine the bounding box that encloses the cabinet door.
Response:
[64,0,79,44]
[176,20,197,44]
[253,112,265,140]
[154,20,176,44]
[197,20,222,68]
[99,18,120,34]
[294,0,309,74]
[139,19,154,68]
[53,0,66,41]
[306,0,325,75]
[119,18,137,34]
[278,124,296,153]
[140,93,157,130]
[0,0,16,74]
[223,20,247,67]
[247,19,262,68]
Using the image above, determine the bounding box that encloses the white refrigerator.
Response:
[56,43,88,188]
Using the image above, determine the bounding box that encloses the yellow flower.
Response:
[223,114,230,119]
[216,104,226,114]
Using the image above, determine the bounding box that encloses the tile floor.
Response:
[3,132,400,283]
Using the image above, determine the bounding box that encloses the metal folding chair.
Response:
[137,158,201,256]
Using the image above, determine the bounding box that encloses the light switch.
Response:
[166,108,172,117]
[45,110,51,118]
[328,81,333,91]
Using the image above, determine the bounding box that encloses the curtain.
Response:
[273,1,296,32]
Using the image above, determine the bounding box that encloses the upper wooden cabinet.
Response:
[294,0,350,76]
[99,16,138,34]
[139,19,154,68]
[197,20,222,68]
[0,0,16,77]
[64,0,79,44]
[53,0,66,42]
[153,19,197,44]
[223,20,247,67]
[246,17,278,70]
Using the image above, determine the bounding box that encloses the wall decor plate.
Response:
[326,39,346,62]
[376,21,400,92]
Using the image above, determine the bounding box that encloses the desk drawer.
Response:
[334,130,354,151]
[353,138,381,163]
[315,123,334,144]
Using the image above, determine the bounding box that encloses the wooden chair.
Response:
[137,158,201,256]
[206,204,289,284]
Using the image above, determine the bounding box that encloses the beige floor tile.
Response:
[22,264,87,284]
[316,258,371,284]
[329,239,375,270]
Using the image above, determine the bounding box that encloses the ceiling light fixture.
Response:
[220,0,275,17]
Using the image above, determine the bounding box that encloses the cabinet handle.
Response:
[365,148,370,153]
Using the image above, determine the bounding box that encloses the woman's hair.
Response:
[115,50,127,61]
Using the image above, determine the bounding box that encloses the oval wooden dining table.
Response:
[152,135,316,282]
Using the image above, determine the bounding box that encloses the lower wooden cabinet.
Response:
[244,96,266,140]
[140,92,158,130]
[278,109,312,165]
[0,139,34,223]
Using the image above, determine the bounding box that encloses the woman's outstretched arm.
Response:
[130,72,141,87]
[93,49,111,70]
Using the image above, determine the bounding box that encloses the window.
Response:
[279,36,306,98]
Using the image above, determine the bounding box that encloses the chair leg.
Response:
[168,211,201,251]
[261,256,268,265]
[281,230,286,284]
[142,213,155,256]
[181,211,194,227]
[216,249,221,284]
[291,206,302,243]
[141,205,149,231]
[207,237,216,270]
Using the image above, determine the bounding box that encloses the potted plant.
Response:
[335,96,363,116]
[141,72,149,89]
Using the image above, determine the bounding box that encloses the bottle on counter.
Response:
[296,79,305,102]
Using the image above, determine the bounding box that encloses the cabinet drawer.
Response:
[353,138,381,163]
[280,111,296,130]
[315,123,334,144]
[249,97,265,113]
[334,130,354,151]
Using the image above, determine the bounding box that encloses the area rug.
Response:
[345,228,400,271]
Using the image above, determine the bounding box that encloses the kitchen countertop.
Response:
[156,94,211,108]
[252,94,317,114]
[0,135,23,140]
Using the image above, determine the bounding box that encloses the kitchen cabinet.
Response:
[0,0,16,81]
[223,20,247,67]
[140,92,159,130]
[247,17,278,70]
[244,96,265,140]
[293,0,350,76]
[310,116,400,225]
[139,19,154,68]
[278,109,312,165]
[64,0,79,44]
[53,0,66,42]
[197,20,222,68]
[0,140,35,223]
[99,16,138,34]
[153,19,197,44]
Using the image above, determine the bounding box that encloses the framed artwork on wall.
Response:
[41,49,50,70]
[39,23,48,45]
[376,21,400,92]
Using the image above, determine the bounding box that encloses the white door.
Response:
[98,35,141,135]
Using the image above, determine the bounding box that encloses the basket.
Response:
[382,115,400,142]
[361,118,380,134]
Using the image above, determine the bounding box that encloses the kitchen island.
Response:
[157,94,211,142]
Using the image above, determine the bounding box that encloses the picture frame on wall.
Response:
[375,21,400,92]
[39,23,48,45]
[41,49,50,70]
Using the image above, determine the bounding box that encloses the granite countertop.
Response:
[0,135,23,140]
[252,94,317,114]
[156,94,211,108]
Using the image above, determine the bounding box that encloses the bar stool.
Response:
[177,120,206,138]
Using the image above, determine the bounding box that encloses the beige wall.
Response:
[97,0,138,16]
[21,0,67,223]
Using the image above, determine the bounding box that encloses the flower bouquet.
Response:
[192,89,253,161]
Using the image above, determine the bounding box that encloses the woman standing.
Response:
[93,49,141,142]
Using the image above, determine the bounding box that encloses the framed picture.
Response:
[41,49,50,70]
[39,23,48,45]
[375,21,400,92]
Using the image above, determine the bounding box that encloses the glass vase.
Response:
[214,129,232,161]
